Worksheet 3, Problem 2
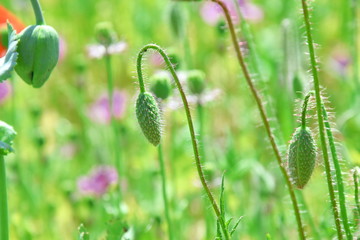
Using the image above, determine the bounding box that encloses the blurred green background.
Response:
[0,0,359,239]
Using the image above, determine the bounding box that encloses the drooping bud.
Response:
[94,22,117,47]
[150,72,172,100]
[136,92,161,146]
[187,70,206,95]
[288,127,316,189]
[15,25,59,88]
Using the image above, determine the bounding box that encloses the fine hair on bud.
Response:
[288,127,317,189]
[136,92,162,146]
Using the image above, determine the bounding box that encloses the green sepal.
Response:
[0,23,19,82]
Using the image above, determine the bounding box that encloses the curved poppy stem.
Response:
[30,0,45,25]
[211,0,306,239]
[136,43,230,240]
[0,155,9,240]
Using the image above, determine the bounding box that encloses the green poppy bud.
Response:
[0,121,16,156]
[94,22,117,47]
[150,73,172,100]
[136,92,162,146]
[187,70,206,95]
[288,127,316,189]
[15,25,59,88]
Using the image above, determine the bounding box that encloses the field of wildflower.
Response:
[0,0,359,239]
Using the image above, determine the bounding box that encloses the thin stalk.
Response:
[353,168,360,221]
[197,101,214,239]
[158,143,174,240]
[211,0,306,238]
[0,155,9,240]
[300,0,343,238]
[136,44,230,240]
[30,0,45,25]
[350,0,359,91]
[322,105,352,239]
[104,54,122,198]
[301,92,312,129]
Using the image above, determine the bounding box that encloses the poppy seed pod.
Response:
[15,25,59,88]
[136,92,161,146]
[288,127,316,189]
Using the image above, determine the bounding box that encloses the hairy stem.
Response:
[300,0,343,238]
[0,155,9,240]
[211,0,305,238]
[301,92,312,129]
[158,143,174,240]
[353,168,360,222]
[322,105,352,239]
[30,0,45,25]
[136,44,230,240]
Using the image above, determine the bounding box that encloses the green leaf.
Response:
[229,216,243,236]
[78,224,90,240]
[0,120,16,156]
[0,22,19,82]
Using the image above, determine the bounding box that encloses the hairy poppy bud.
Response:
[136,92,161,146]
[288,127,316,189]
[187,70,206,95]
[150,73,172,100]
[15,25,59,88]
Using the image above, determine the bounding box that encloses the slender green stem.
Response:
[301,92,312,129]
[300,0,343,238]
[104,54,122,199]
[211,0,305,238]
[350,0,359,91]
[30,0,45,25]
[322,105,352,239]
[158,143,174,240]
[136,44,230,240]
[197,102,206,163]
[353,168,360,221]
[0,155,9,240]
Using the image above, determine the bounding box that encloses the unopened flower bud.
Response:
[150,73,172,100]
[15,25,59,88]
[187,70,206,95]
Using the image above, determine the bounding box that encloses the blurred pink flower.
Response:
[238,0,263,22]
[77,165,118,197]
[330,53,351,77]
[200,0,263,26]
[59,36,67,63]
[88,90,127,124]
[0,81,11,104]
[201,0,238,26]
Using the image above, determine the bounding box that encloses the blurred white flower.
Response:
[86,41,127,59]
